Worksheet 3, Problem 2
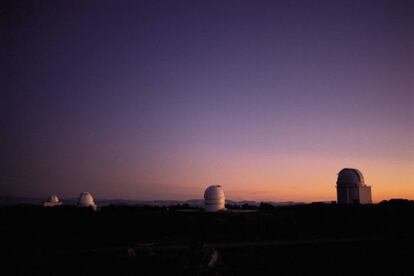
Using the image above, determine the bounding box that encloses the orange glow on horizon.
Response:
[113,151,414,203]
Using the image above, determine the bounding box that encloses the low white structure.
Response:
[204,185,226,212]
[43,195,63,207]
[336,168,372,204]
[78,192,97,210]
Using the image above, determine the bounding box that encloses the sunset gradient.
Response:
[3,0,413,202]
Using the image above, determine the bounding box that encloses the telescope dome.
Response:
[43,195,62,207]
[48,195,60,203]
[336,168,372,204]
[78,192,97,210]
[337,168,365,187]
[204,185,225,212]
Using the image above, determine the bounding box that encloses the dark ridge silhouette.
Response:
[379,198,414,206]
[2,201,414,275]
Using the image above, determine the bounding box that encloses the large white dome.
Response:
[204,185,225,212]
[78,192,97,209]
[337,168,365,187]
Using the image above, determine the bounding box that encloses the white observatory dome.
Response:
[204,185,225,212]
[337,168,365,187]
[43,195,62,207]
[336,168,372,204]
[49,195,60,203]
[78,192,97,210]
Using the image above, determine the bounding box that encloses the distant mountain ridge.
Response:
[0,196,305,207]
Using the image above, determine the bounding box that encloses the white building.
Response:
[336,168,372,204]
[43,195,63,207]
[204,185,226,212]
[78,192,97,210]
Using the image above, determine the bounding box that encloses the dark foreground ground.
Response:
[1,200,414,275]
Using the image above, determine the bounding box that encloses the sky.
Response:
[2,0,413,202]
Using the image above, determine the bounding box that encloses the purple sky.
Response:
[2,0,413,201]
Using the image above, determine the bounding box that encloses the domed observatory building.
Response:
[78,192,97,210]
[336,168,372,204]
[43,195,63,207]
[204,185,226,212]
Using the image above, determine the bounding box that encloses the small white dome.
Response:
[48,195,60,203]
[204,185,225,212]
[78,192,97,209]
[337,168,365,187]
[44,195,62,207]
